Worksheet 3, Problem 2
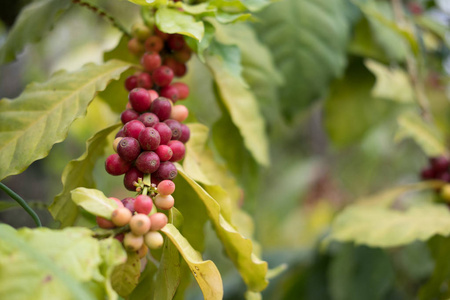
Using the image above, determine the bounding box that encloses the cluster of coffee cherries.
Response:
[95,180,176,257]
[100,24,193,254]
[420,156,450,182]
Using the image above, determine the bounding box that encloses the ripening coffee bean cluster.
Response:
[96,180,176,255]
[105,24,192,191]
[420,156,450,182]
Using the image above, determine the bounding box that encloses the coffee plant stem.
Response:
[93,224,131,239]
[0,182,42,227]
[391,0,433,122]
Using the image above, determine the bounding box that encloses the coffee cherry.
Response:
[124,232,144,251]
[138,112,159,127]
[114,233,125,243]
[113,137,122,153]
[144,231,164,249]
[172,82,189,100]
[122,197,136,214]
[152,66,174,87]
[151,176,162,186]
[121,109,140,124]
[157,180,175,195]
[134,195,153,215]
[167,34,185,51]
[130,214,152,236]
[170,105,189,122]
[137,72,153,89]
[138,127,161,151]
[154,194,175,210]
[174,49,191,63]
[132,23,151,41]
[105,154,131,175]
[111,207,132,227]
[129,88,152,112]
[430,156,450,173]
[110,197,124,208]
[155,145,173,162]
[148,89,159,102]
[149,213,168,231]
[145,36,164,52]
[141,52,162,72]
[421,167,435,180]
[154,26,169,40]
[136,151,161,174]
[150,97,172,121]
[96,216,116,229]
[154,161,177,180]
[125,75,138,91]
[117,137,141,162]
[179,124,190,143]
[153,122,172,145]
[137,244,148,258]
[127,38,145,55]
[441,184,450,202]
[123,120,145,140]
[173,62,187,77]
[124,167,144,191]
[168,140,185,162]
[160,85,179,102]
[439,173,450,182]
[164,120,182,140]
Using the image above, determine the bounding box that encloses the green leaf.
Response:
[0,200,19,211]
[50,124,121,227]
[365,59,414,103]
[206,51,269,166]
[328,244,395,300]
[153,235,182,300]
[71,188,119,219]
[156,7,204,41]
[126,0,168,6]
[0,0,71,64]
[327,182,450,248]
[0,59,130,181]
[324,60,392,147]
[111,251,141,298]
[98,238,127,300]
[177,167,268,292]
[254,0,350,117]
[161,224,223,299]
[395,111,447,157]
[0,225,102,300]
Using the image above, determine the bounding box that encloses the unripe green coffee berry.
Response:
[441,184,450,202]
[132,23,151,41]
[111,207,132,227]
[129,214,151,236]
[144,231,164,249]
[124,232,144,251]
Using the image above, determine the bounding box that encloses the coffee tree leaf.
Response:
[0,59,131,181]
[153,234,182,300]
[156,7,204,41]
[50,124,121,227]
[0,0,71,64]
[177,167,268,292]
[365,59,414,103]
[395,111,447,157]
[254,0,350,118]
[0,224,105,300]
[71,188,119,219]
[328,182,449,248]
[110,251,141,298]
[161,224,223,300]
[98,238,127,300]
[206,52,269,166]
[126,0,168,6]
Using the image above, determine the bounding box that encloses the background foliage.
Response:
[1,0,450,299]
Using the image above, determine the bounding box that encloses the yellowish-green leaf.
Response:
[71,188,119,219]
[0,0,71,64]
[98,238,127,300]
[126,0,168,6]
[395,112,447,157]
[0,60,131,181]
[328,182,448,248]
[0,225,101,300]
[156,7,204,41]
[365,59,414,103]
[177,167,268,292]
[50,124,121,227]
[161,224,223,300]
[111,252,141,297]
[206,54,269,166]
